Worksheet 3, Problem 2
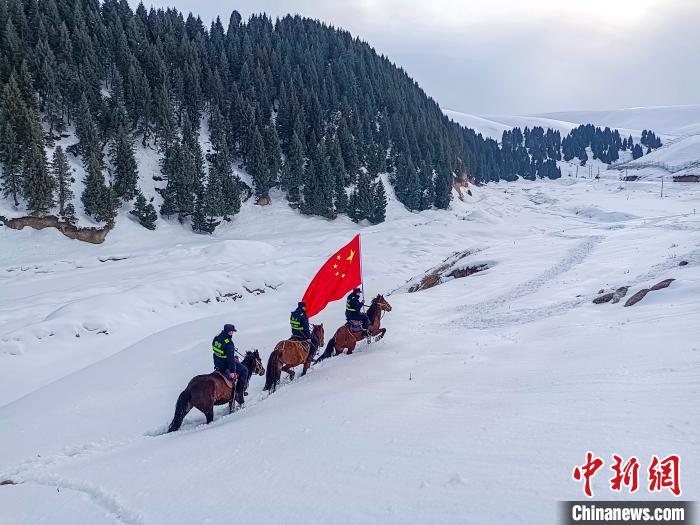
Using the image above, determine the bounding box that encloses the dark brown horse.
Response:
[168,350,265,432]
[263,324,324,392]
[318,294,392,360]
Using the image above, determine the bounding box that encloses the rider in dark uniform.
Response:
[345,287,369,336]
[212,323,248,404]
[290,301,318,359]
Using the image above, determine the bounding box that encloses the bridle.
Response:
[373,298,392,320]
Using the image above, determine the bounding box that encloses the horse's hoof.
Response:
[244,391,248,396]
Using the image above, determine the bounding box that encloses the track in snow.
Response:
[457,235,604,329]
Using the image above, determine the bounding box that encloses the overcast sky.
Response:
[129,0,700,115]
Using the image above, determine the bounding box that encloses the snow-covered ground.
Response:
[2,175,698,524]
[1,107,699,524]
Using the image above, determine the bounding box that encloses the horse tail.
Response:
[317,336,335,362]
[168,386,191,433]
[263,349,280,391]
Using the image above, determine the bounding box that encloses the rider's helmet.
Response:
[223,323,237,334]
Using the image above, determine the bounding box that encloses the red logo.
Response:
[573,453,681,498]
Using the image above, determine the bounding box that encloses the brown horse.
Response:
[263,324,324,392]
[167,350,265,432]
[318,294,392,360]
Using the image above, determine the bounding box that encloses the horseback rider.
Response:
[212,324,248,404]
[290,301,318,359]
[345,287,370,336]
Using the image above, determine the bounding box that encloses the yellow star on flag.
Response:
[341,273,346,278]
[333,264,338,269]
[335,272,339,276]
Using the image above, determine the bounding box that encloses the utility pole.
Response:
[661,175,664,198]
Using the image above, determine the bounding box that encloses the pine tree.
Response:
[249,127,271,200]
[23,111,54,215]
[264,124,282,186]
[0,122,22,207]
[61,202,77,225]
[130,189,157,230]
[192,175,220,234]
[281,131,304,202]
[82,152,118,226]
[51,146,73,215]
[110,124,138,200]
[370,178,387,224]
[75,95,99,159]
[433,169,451,209]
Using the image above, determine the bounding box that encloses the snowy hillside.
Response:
[2,145,699,523]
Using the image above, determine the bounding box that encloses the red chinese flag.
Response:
[302,235,362,317]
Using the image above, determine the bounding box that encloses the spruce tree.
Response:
[433,169,452,209]
[110,124,138,201]
[249,127,271,200]
[130,190,157,230]
[61,202,77,225]
[0,122,22,207]
[51,146,73,215]
[370,178,387,224]
[75,95,100,159]
[192,176,220,234]
[281,131,304,202]
[264,124,282,186]
[82,152,118,226]
[23,112,54,215]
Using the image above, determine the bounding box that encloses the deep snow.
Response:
[1,110,699,524]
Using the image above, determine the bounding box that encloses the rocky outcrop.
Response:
[593,292,614,304]
[394,248,491,294]
[623,279,675,307]
[611,286,629,304]
[650,278,675,291]
[1,215,111,244]
[624,288,650,307]
[592,286,628,305]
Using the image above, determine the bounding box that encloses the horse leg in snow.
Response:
[376,328,387,341]
[302,356,311,376]
[346,339,357,355]
[282,363,295,381]
[191,387,215,424]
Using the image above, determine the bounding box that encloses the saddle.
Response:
[346,320,363,333]
[213,370,234,389]
[288,335,311,351]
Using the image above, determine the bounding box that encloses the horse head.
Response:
[312,323,325,347]
[373,294,393,312]
[246,350,266,376]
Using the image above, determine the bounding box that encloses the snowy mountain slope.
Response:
[617,133,700,175]
[1,168,699,523]
[442,107,670,143]
[443,109,512,140]
[535,105,700,136]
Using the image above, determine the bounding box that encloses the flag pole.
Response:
[359,232,364,299]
